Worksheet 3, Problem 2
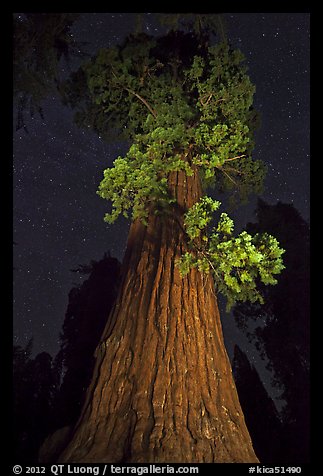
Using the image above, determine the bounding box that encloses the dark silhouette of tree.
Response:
[13,342,58,462]
[232,345,282,463]
[233,199,310,463]
[52,253,121,431]
[13,12,85,131]
[13,254,121,463]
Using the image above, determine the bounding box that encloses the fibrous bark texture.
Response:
[59,166,259,463]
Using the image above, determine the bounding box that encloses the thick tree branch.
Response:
[216,165,239,187]
[224,154,246,162]
[124,86,157,118]
[223,165,246,175]
[200,93,213,106]
[111,69,157,118]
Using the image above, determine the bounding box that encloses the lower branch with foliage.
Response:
[176,196,285,310]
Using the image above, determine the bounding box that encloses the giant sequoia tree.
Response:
[58,16,284,463]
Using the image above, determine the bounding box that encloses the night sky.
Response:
[13,13,310,404]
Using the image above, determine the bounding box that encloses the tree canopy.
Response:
[60,15,284,310]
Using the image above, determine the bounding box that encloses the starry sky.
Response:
[13,13,310,401]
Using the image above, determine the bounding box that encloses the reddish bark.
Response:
[59,165,259,463]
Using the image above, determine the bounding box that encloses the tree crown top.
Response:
[61,16,284,310]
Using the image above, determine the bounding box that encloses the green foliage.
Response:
[92,35,265,222]
[62,18,284,308]
[184,42,266,198]
[97,149,175,225]
[177,197,285,310]
[62,28,265,209]
[183,196,221,240]
[216,213,234,234]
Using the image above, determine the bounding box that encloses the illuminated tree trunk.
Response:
[59,164,259,463]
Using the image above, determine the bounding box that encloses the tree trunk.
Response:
[59,164,259,463]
